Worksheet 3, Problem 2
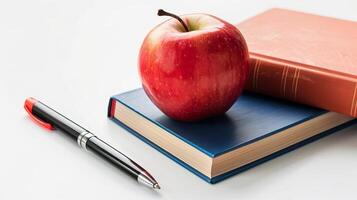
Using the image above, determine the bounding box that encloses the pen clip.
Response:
[24,98,55,131]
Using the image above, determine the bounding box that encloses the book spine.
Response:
[245,55,357,117]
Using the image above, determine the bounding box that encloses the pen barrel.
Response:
[86,137,140,179]
[32,101,88,140]
[26,98,159,188]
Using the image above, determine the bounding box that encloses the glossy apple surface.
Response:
[139,13,249,121]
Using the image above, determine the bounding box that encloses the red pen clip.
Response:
[24,97,54,130]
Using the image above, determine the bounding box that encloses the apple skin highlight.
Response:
[139,13,249,122]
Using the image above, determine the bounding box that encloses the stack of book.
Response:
[108,8,357,183]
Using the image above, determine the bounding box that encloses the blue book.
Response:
[108,88,356,183]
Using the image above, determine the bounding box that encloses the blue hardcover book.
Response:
[108,88,356,183]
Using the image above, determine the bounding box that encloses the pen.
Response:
[24,97,160,190]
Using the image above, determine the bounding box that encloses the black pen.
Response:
[24,97,160,189]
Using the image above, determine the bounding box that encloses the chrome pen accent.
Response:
[77,131,95,151]
[138,174,160,189]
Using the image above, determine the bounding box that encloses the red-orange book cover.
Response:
[237,8,357,117]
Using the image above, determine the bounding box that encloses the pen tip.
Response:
[153,183,161,190]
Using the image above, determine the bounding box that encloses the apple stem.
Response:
[157,9,189,32]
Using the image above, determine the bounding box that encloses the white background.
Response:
[1,0,357,199]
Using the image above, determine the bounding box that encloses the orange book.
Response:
[237,8,357,117]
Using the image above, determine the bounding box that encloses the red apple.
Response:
[138,10,249,121]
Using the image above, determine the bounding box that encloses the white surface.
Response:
[1,0,357,199]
